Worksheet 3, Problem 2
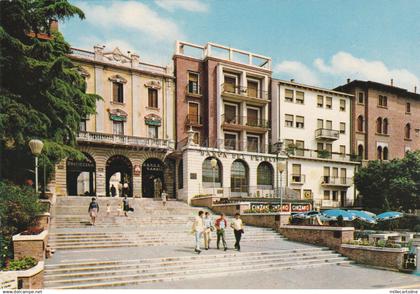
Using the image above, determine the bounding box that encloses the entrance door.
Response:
[142,158,164,198]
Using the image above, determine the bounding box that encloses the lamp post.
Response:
[28,139,44,194]
[210,158,218,197]
[277,162,286,212]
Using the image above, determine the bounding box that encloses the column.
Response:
[132,159,142,198]
[95,157,106,197]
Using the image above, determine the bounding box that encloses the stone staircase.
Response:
[44,196,352,289]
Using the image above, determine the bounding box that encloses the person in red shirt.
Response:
[215,213,228,251]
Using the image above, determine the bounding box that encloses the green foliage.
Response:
[317,149,330,158]
[0,0,100,184]
[414,224,420,232]
[0,181,45,266]
[2,256,37,271]
[354,151,420,212]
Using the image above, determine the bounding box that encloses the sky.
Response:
[62,0,420,90]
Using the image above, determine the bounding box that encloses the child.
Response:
[161,189,167,207]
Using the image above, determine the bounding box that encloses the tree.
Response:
[0,0,101,184]
[354,151,420,212]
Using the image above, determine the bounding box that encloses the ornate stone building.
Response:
[53,46,176,198]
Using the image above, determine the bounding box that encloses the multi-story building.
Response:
[271,79,360,208]
[53,45,176,198]
[335,80,420,161]
[173,41,290,202]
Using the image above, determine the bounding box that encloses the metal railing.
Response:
[221,83,269,100]
[77,131,175,149]
[290,174,306,184]
[186,83,202,95]
[321,176,353,186]
[221,115,271,128]
[285,147,359,162]
[315,128,340,140]
[186,114,202,125]
[204,186,300,200]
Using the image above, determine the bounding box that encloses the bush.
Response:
[0,181,45,266]
[2,257,37,271]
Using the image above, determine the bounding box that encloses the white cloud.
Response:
[155,0,209,12]
[78,1,184,42]
[314,52,420,90]
[274,61,320,85]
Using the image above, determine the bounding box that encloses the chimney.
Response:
[49,18,58,34]
[347,78,350,84]
[390,78,394,86]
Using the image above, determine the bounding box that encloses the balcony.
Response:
[290,174,305,185]
[77,131,175,150]
[321,176,353,187]
[221,115,270,133]
[315,128,340,141]
[186,114,203,127]
[186,83,202,97]
[221,83,269,104]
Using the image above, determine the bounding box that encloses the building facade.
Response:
[53,46,177,198]
[173,41,292,202]
[335,80,420,161]
[271,79,359,208]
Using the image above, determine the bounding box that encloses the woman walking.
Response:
[88,198,99,226]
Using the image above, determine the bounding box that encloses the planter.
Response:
[12,230,48,262]
[34,213,50,231]
[339,244,409,270]
[242,212,290,229]
[211,202,251,216]
[190,195,220,208]
[0,261,44,289]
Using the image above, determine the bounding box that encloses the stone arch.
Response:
[142,158,164,198]
[106,154,133,197]
[66,152,96,196]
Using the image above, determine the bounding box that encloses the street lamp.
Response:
[210,158,218,197]
[28,139,44,194]
[277,161,286,212]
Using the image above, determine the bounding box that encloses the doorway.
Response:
[142,158,164,198]
[106,155,133,197]
[66,153,96,196]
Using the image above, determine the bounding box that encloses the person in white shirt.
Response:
[191,210,204,254]
[161,189,167,207]
[203,212,213,250]
[230,213,244,251]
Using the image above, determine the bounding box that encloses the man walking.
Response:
[231,213,244,251]
[191,211,204,254]
[88,197,99,226]
[110,184,117,197]
[215,213,228,251]
[203,212,213,250]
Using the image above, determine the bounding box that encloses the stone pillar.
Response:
[132,159,142,198]
[95,157,106,197]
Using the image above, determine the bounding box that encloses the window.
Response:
[340,145,346,157]
[295,140,304,156]
[285,114,294,127]
[383,147,389,160]
[113,121,124,135]
[326,120,332,130]
[326,143,332,154]
[224,75,237,93]
[148,88,158,108]
[225,133,238,150]
[323,190,331,200]
[231,160,248,193]
[377,146,383,160]
[317,119,323,129]
[326,97,332,109]
[383,118,388,134]
[202,157,222,185]
[79,119,87,132]
[358,144,364,159]
[405,123,411,139]
[188,72,199,94]
[112,82,124,103]
[188,102,200,124]
[292,164,302,183]
[296,116,304,128]
[317,95,324,107]
[317,142,324,152]
[296,91,304,104]
[406,102,411,113]
[285,89,294,102]
[379,95,388,107]
[148,125,158,138]
[340,99,346,111]
[340,168,347,184]
[357,115,364,132]
[376,117,382,134]
[224,104,238,124]
[332,191,338,202]
[332,167,338,178]
[246,107,260,127]
[358,92,365,104]
[257,162,273,186]
[247,80,259,98]
[340,122,346,134]
[247,135,260,152]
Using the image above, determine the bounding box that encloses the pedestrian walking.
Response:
[231,213,244,251]
[123,196,130,217]
[110,184,117,197]
[203,212,214,250]
[88,197,99,226]
[191,211,204,254]
[161,189,167,207]
[215,213,228,251]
